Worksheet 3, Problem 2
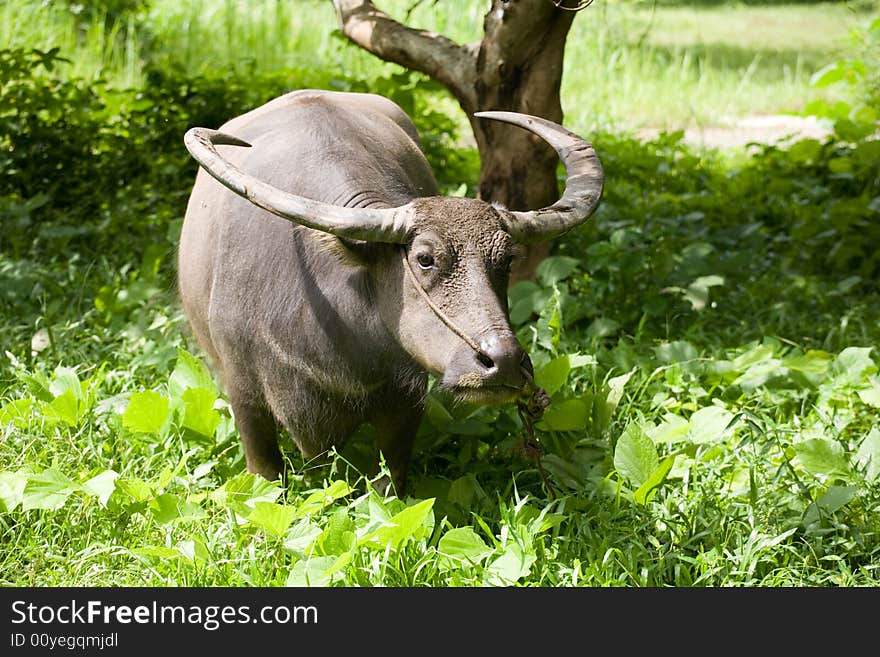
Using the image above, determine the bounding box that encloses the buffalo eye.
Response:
[416,253,435,270]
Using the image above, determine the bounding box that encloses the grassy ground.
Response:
[1,2,879,587]
[568,1,874,130]
[1,1,875,132]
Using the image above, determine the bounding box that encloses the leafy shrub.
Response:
[0,46,473,264]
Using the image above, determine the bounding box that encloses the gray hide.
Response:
[179,89,603,494]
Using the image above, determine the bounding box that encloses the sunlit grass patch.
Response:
[2,0,879,588]
[2,0,875,131]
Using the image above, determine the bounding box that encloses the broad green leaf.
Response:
[209,472,283,512]
[829,347,875,386]
[726,466,753,499]
[149,493,206,525]
[669,453,694,481]
[586,317,619,339]
[45,388,80,427]
[314,508,357,556]
[732,343,778,372]
[361,498,435,550]
[287,555,338,586]
[828,157,853,174]
[16,368,53,402]
[508,281,542,306]
[536,355,572,396]
[508,281,546,325]
[784,350,831,383]
[535,290,563,352]
[614,421,659,488]
[647,413,690,444]
[424,395,453,430]
[192,460,217,480]
[633,455,676,505]
[538,398,589,432]
[855,427,880,482]
[605,370,634,410]
[810,62,846,87]
[813,486,858,516]
[803,486,859,526]
[247,501,298,537]
[132,546,182,561]
[297,480,352,517]
[115,477,154,503]
[153,464,178,493]
[536,255,580,287]
[687,406,735,444]
[485,542,536,585]
[654,340,699,364]
[0,470,29,512]
[149,493,184,524]
[535,353,596,396]
[438,527,492,561]
[181,387,221,438]
[447,417,493,436]
[22,468,78,511]
[49,366,83,401]
[684,275,724,311]
[591,369,635,436]
[447,474,485,508]
[82,469,119,507]
[364,495,393,533]
[0,398,33,428]
[809,60,865,88]
[794,438,849,477]
[169,349,217,397]
[733,358,784,390]
[284,518,323,555]
[539,454,590,491]
[509,297,535,326]
[176,538,209,564]
[858,379,880,408]
[122,390,170,435]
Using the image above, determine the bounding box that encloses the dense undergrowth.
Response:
[1,7,879,586]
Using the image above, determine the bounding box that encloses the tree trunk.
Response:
[331,0,582,282]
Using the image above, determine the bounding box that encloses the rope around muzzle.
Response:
[401,248,553,486]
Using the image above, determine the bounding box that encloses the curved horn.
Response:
[474,112,604,243]
[183,128,412,243]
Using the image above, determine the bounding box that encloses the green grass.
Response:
[1,1,879,587]
[561,1,875,131]
[2,0,876,132]
[0,2,142,85]
[2,123,879,586]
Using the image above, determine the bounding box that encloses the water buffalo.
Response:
[180,89,603,494]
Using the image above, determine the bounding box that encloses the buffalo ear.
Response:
[312,232,384,266]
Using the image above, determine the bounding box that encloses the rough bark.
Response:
[332,0,582,281]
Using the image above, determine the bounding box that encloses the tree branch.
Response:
[480,0,573,73]
[331,0,476,108]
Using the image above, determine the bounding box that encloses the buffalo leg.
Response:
[228,392,283,481]
[370,405,422,496]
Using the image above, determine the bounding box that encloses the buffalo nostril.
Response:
[476,334,529,388]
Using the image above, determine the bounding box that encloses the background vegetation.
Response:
[1,0,879,586]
